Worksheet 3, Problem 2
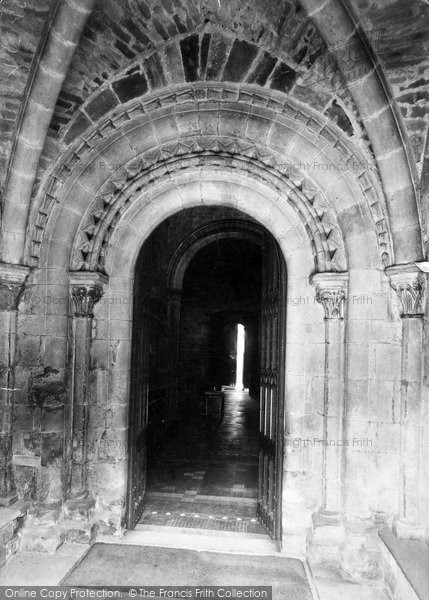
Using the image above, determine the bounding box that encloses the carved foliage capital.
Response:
[70,286,103,317]
[0,263,30,311]
[310,272,349,319]
[69,272,108,317]
[386,264,426,318]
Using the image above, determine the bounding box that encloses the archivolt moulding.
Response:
[29,84,392,270]
[69,139,347,275]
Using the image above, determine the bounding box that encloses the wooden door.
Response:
[257,235,286,542]
[126,300,150,529]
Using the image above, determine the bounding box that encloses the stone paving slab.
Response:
[61,542,314,599]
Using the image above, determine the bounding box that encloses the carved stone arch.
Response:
[32,83,390,275]
[2,2,423,271]
[166,219,265,291]
[70,148,347,275]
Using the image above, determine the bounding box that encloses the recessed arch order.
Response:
[32,87,395,540]
[37,83,393,281]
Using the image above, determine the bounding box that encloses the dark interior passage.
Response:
[141,389,265,534]
[143,235,263,531]
[178,237,262,402]
[129,208,265,531]
[128,207,285,537]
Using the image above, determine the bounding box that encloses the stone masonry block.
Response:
[21,524,63,553]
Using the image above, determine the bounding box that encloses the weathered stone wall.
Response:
[0,503,28,566]
[28,0,374,211]
[12,287,69,504]
[354,0,429,175]
[0,0,55,192]
[13,367,66,502]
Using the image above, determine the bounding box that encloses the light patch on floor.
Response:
[0,544,87,585]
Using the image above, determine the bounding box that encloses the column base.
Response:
[63,496,96,521]
[307,509,345,568]
[340,518,383,583]
[393,517,426,543]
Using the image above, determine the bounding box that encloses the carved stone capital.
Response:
[310,272,349,319]
[0,263,30,311]
[386,263,427,318]
[69,272,108,317]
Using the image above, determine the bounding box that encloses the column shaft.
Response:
[167,288,182,422]
[0,310,18,498]
[386,262,427,540]
[0,264,29,503]
[399,317,423,521]
[68,273,106,501]
[70,316,93,496]
[311,272,348,515]
[323,317,345,511]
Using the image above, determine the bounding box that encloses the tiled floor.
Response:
[140,389,265,534]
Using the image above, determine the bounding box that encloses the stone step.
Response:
[0,493,18,508]
[21,510,99,552]
[61,519,99,545]
[20,523,63,554]
[29,502,61,525]
[0,501,30,566]
[0,502,29,528]
[119,524,279,555]
[380,528,429,600]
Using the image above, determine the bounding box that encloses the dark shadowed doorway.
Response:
[126,207,286,544]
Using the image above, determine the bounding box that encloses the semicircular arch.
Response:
[166,219,265,291]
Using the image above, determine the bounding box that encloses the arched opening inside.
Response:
[41,158,330,553]
[126,206,286,541]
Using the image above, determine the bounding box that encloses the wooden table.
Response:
[203,391,225,422]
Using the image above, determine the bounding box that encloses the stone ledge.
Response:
[0,263,30,285]
[0,503,29,528]
[380,528,429,600]
[0,508,21,529]
[61,520,99,545]
[12,454,41,468]
[0,502,29,567]
[21,524,63,554]
[0,494,18,508]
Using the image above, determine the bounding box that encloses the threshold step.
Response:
[99,525,279,555]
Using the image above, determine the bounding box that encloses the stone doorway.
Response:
[126,208,286,544]
[37,164,327,556]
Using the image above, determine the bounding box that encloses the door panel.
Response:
[257,235,286,542]
[126,306,149,529]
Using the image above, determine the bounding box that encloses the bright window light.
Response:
[235,323,245,390]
